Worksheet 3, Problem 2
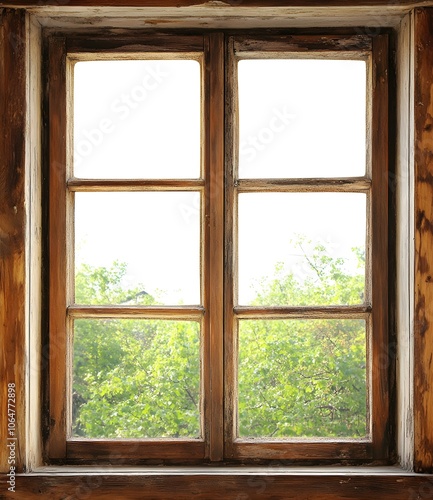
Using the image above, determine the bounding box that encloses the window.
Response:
[46,31,389,464]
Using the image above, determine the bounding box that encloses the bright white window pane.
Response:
[75,192,201,305]
[237,193,366,306]
[73,59,201,179]
[238,59,366,179]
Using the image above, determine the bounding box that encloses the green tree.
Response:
[73,241,367,439]
[239,239,366,438]
[72,262,200,438]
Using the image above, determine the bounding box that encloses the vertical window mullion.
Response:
[204,32,225,462]
[47,35,68,459]
[370,33,390,459]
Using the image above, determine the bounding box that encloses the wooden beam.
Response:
[0,8,27,474]
[413,6,433,474]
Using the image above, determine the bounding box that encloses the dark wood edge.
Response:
[2,471,433,500]
[233,34,372,52]
[413,7,433,474]
[0,0,420,7]
[47,33,68,460]
[67,440,205,460]
[370,33,390,461]
[0,7,27,473]
[66,34,204,53]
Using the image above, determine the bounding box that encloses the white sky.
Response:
[73,57,367,305]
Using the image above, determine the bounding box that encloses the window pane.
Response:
[72,319,200,438]
[73,59,201,179]
[75,192,201,305]
[238,59,366,179]
[238,319,367,439]
[238,193,366,306]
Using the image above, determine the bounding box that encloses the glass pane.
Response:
[72,319,200,438]
[238,193,366,306]
[238,319,367,439]
[238,59,366,179]
[73,59,201,179]
[75,192,200,305]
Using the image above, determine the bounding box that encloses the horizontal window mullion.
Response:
[67,439,205,461]
[235,177,371,193]
[67,35,205,55]
[234,305,371,320]
[67,178,205,192]
[233,34,372,54]
[68,305,205,320]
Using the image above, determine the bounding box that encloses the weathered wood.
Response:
[413,7,433,474]
[234,305,371,319]
[232,440,372,461]
[27,14,44,471]
[236,178,371,192]
[66,34,204,53]
[67,440,205,461]
[2,470,433,499]
[0,0,422,7]
[47,34,68,459]
[395,12,414,471]
[224,34,238,459]
[67,178,205,191]
[203,32,225,462]
[0,8,27,474]
[68,305,205,319]
[370,34,390,461]
[234,34,372,53]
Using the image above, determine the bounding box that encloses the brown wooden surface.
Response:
[68,305,205,319]
[0,8,27,474]
[67,440,205,460]
[67,178,204,191]
[66,34,204,53]
[233,34,372,53]
[1,470,433,499]
[47,35,68,459]
[0,0,422,7]
[236,177,371,192]
[234,305,371,319]
[204,32,225,462]
[370,34,390,460]
[413,7,433,474]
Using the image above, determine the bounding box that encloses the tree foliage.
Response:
[73,242,367,439]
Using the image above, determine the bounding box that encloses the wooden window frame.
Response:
[3,3,433,497]
[46,29,389,465]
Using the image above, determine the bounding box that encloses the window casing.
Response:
[46,30,389,464]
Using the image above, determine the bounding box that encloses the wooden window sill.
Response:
[2,466,433,499]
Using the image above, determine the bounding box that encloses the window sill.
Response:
[2,466,432,499]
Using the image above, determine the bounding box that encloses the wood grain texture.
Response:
[68,305,205,319]
[1,470,433,499]
[370,34,390,461]
[395,12,414,471]
[203,32,225,462]
[0,0,422,7]
[0,8,27,474]
[67,440,205,461]
[47,34,68,459]
[413,7,433,474]
[236,177,371,192]
[67,179,205,191]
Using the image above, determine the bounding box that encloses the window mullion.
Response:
[203,32,225,462]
